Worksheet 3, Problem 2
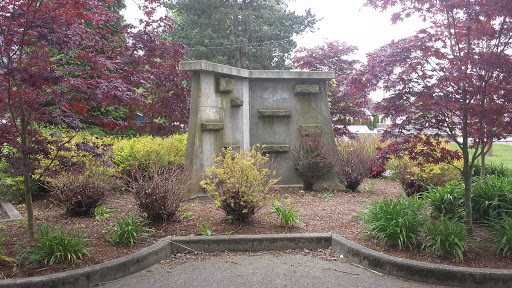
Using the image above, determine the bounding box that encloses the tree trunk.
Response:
[480,146,486,179]
[19,90,35,238]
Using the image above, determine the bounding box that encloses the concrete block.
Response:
[262,144,290,153]
[216,76,234,92]
[200,122,224,131]
[295,84,320,94]
[299,124,322,135]
[230,98,243,107]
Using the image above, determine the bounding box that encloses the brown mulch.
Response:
[0,178,510,279]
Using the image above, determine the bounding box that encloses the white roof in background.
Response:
[347,125,371,133]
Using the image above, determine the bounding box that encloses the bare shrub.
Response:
[334,137,377,191]
[128,164,185,222]
[291,132,336,191]
[46,170,118,216]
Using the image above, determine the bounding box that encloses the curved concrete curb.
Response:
[1,233,512,288]
[331,234,512,288]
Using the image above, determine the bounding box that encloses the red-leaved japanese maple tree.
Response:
[292,41,370,136]
[0,0,189,237]
[354,0,512,231]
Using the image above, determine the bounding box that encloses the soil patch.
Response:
[0,178,510,279]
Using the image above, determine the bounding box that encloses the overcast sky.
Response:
[122,0,426,61]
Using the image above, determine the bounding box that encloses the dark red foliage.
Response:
[292,41,371,137]
[0,0,190,179]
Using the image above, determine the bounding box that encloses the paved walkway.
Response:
[96,253,450,288]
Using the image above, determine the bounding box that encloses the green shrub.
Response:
[387,140,462,196]
[473,162,512,178]
[422,181,465,219]
[335,137,377,191]
[363,197,425,250]
[113,134,187,178]
[489,215,512,257]
[271,201,302,226]
[421,217,467,262]
[128,164,184,222]
[108,215,153,247]
[20,223,89,265]
[291,132,335,191]
[201,146,279,222]
[471,176,512,222]
[45,167,119,216]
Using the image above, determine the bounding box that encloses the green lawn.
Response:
[450,143,512,170]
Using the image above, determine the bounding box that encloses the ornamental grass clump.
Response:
[291,132,336,191]
[201,147,279,222]
[489,215,512,258]
[363,197,425,250]
[421,217,467,262]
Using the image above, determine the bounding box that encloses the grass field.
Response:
[450,143,512,170]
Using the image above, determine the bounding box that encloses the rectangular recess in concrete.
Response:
[262,144,290,152]
[295,84,320,94]
[231,98,243,107]
[223,145,240,152]
[257,110,291,117]
[200,122,225,131]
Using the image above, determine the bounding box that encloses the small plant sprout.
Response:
[271,201,302,226]
[196,220,214,236]
[94,204,119,220]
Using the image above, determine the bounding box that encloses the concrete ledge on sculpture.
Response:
[295,84,320,94]
[262,144,290,153]
[257,110,292,117]
[200,122,225,131]
[0,200,23,223]
[230,98,243,107]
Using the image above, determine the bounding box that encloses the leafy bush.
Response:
[201,146,279,222]
[489,215,512,257]
[107,215,152,247]
[20,223,89,265]
[422,181,465,219]
[271,201,302,226]
[291,132,335,191]
[471,176,512,222]
[387,140,462,196]
[128,164,185,222]
[363,197,425,250]
[473,162,512,178]
[45,167,119,216]
[334,137,377,191]
[421,217,467,262]
[113,134,187,178]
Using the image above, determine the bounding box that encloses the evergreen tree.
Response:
[165,0,317,69]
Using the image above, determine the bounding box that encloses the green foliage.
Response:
[363,197,425,250]
[113,134,187,178]
[473,162,512,178]
[196,220,213,236]
[471,176,512,223]
[128,164,184,222]
[489,215,512,257]
[421,217,467,262]
[422,181,465,219]
[271,201,302,226]
[107,215,153,247]
[20,223,89,265]
[45,168,118,216]
[94,204,119,220]
[201,146,279,222]
[291,132,335,191]
[335,138,377,191]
